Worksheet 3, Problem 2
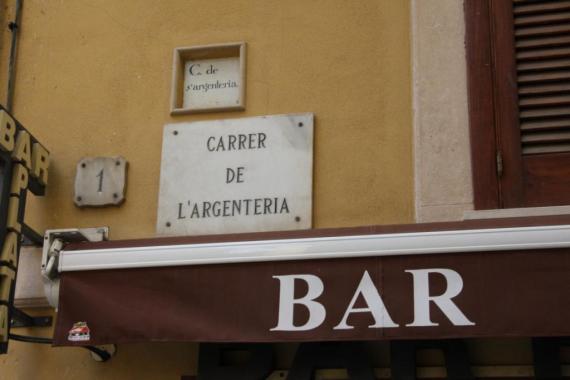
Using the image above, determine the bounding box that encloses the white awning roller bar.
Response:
[58,224,570,273]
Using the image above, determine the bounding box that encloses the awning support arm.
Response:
[21,223,44,247]
[8,333,115,362]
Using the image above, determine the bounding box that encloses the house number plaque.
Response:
[74,156,128,207]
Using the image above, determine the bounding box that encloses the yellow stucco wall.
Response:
[9,0,413,238]
[0,0,412,378]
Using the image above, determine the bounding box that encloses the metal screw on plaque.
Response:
[76,196,82,202]
[115,161,120,166]
[298,122,303,128]
[113,193,118,199]
[173,130,178,136]
[166,222,171,227]
[295,216,301,222]
[81,163,86,168]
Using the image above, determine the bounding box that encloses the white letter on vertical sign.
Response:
[334,271,399,330]
[405,268,475,327]
[270,274,326,331]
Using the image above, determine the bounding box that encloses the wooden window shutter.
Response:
[466,0,570,209]
[516,0,570,155]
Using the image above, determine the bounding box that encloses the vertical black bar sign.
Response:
[0,105,49,354]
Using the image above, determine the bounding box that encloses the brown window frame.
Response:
[465,0,523,210]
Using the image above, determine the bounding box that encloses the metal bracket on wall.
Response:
[41,227,109,308]
[9,306,52,328]
[21,223,45,247]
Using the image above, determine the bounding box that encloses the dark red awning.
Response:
[52,216,570,346]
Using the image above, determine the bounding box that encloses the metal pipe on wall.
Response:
[6,0,22,112]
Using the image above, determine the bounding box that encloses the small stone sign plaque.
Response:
[157,113,313,236]
[170,42,246,114]
[74,156,127,207]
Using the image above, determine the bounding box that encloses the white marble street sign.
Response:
[157,113,313,236]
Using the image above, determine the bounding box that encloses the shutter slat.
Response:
[521,119,570,132]
[518,70,570,83]
[514,1,570,16]
[516,24,570,38]
[518,82,570,96]
[516,35,570,49]
[519,94,570,108]
[522,131,570,144]
[523,144,570,154]
[514,12,570,27]
[520,107,570,120]
[514,1,570,155]
[517,46,570,60]
[518,58,570,72]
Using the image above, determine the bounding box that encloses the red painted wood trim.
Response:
[489,0,524,208]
